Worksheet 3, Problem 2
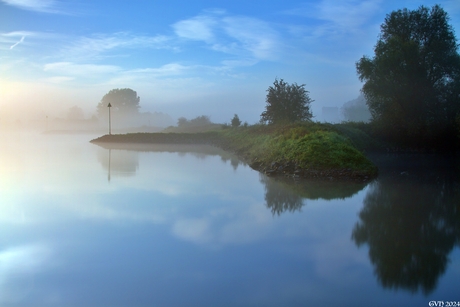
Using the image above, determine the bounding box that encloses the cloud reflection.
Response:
[0,244,51,303]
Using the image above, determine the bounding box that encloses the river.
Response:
[0,131,459,306]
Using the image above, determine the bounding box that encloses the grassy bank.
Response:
[91,122,378,181]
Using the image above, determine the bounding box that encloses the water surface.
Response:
[0,132,459,306]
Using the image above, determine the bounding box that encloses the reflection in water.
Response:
[97,148,139,179]
[352,154,460,294]
[94,143,245,178]
[0,244,51,300]
[260,174,368,215]
[94,142,369,215]
[260,175,304,215]
[230,156,239,171]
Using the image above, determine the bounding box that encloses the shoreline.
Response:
[91,129,379,182]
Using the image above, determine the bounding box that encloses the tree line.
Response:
[259,4,459,150]
[94,4,460,150]
[356,4,460,149]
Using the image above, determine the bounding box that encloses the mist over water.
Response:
[0,131,459,306]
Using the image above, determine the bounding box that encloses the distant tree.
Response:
[260,79,313,124]
[176,115,212,127]
[356,5,460,147]
[231,114,241,127]
[189,115,211,126]
[177,117,188,127]
[341,95,372,122]
[96,88,140,118]
[67,106,84,120]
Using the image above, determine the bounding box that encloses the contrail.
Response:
[10,36,25,49]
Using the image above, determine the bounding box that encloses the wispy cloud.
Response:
[222,16,279,60]
[318,0,382,29]
[42,61,203,86]
[43,62,121,76]
[60,32,174,60]
[126,62,244,79]
[9,36,24,49]
[172,11,280,61]
[284,0,382,37]
[42,76,74,83]
[173,15,218,42]
[278,0,384,67]
[1,0,65,14]
[0,31,34,50]
[128,63,192,77]
[0,243,51,294]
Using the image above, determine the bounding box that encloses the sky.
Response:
[1,0,460,124]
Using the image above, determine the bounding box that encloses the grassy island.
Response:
[91,122,379,181]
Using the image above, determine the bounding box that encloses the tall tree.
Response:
[356,5,460,148]
[231,114,241,127]
[97,88,140,118]
[260,79,313,124]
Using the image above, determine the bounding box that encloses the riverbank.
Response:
[91,123,379,181]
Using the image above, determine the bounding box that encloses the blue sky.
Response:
[1,0,460,124]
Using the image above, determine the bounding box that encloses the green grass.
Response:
[216,125,377,174]
[92,122,379,178]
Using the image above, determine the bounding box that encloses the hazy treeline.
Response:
[177,115,212,128]
[341,95,371,123]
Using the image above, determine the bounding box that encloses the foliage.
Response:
[231,114,241,127]
[191,115,211,126]
[356,5,460,148]
[260,79,314,124]
[177,115,212,127]
[270,131,375,171]
[219,122,377,175]
[163,115,219,133]
[93,121,378,177]
[97,88,140,117]
[177,117,188,127]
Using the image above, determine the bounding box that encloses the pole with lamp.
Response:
[107,102,112,135]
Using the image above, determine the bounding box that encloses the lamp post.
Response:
[107,102,112,135]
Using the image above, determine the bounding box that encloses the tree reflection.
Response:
[230,157,239,171]
[260,175,304,215]
[352,155,460,294]
[260,175,368,215]
[93,142,369,217]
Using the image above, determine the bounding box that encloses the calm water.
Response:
[0,132,459,307]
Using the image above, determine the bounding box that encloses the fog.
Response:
[0,77,364,133]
